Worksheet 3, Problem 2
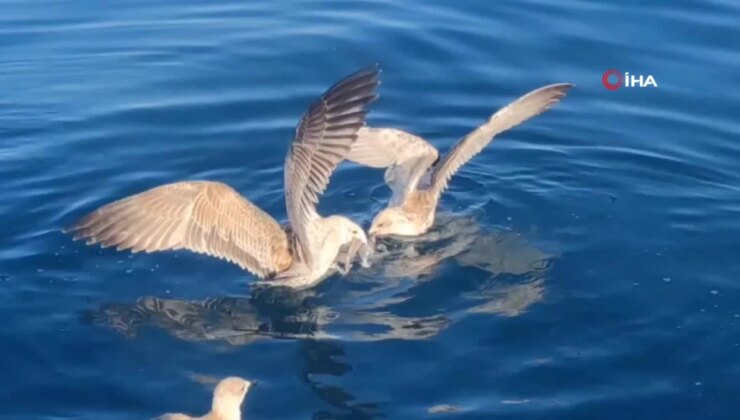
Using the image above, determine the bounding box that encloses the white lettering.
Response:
[628,75,644,87]
[624,73,658,88]
[644,75,658,87]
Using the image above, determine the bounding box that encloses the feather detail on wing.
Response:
[284,67,380,264]
[65,181,292,278]
[430,83,573,197]
[347,127,439,204]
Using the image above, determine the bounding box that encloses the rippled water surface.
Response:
[2,0,740,418]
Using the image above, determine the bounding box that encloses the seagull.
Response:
[65,67,380,288]
[346,83,573,237]
[156,376,253,420]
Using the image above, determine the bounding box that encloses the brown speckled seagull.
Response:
[65,67,380,288]
[347,83,573,237]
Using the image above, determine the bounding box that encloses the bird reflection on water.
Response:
[88,215,551,344]
[88,215,551,339]
[86,215,551,418]
[300,339,384,419]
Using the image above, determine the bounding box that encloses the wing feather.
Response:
[65,181,292,278]
[284,67,380,263]
[347,127,439,204]
[430,83,573,196]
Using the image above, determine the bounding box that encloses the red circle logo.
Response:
[602,69,623,90]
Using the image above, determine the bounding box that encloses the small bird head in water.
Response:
[212,377,253,415]
[368,208,421,237]
[156,376,254,420]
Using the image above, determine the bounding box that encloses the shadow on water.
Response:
[84,215,552,418]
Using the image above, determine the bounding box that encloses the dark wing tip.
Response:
[285,66,383,228]
[321,65,381,104]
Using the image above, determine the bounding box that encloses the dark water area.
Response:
[2,0,740,418]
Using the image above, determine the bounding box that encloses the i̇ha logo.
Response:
[602,69,658,90]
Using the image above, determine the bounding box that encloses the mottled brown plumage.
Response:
[66,67,380,287]
[69,181,292,277]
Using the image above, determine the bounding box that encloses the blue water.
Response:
[2,0,740,418]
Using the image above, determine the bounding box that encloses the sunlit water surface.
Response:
[2,0,740,418]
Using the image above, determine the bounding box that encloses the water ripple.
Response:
[2,0,740,418]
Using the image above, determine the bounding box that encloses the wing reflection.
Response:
[300,340,384,419]
[87,217,552,419]
[87,288,329,345]
[362,214,551,279]
[87,215,553,345]
[87,289,451,345]
[463,277,545,316]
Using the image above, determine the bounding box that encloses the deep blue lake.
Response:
[2,0,740,418]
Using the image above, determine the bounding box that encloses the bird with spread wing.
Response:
[65,67,380,288]
[346,83,573,237]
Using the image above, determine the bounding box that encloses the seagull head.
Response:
[368,208,420,237]
[212,377,253,415]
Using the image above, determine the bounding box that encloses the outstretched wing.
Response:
[347,127,439,205]
[429,83,573,197]
[284,67,380,264]
[65,181,292,278]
